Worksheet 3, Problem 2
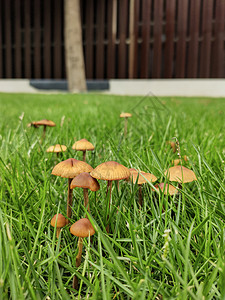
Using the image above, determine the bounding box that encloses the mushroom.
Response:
[51,213,67,238]
[72,139,95,162]
[52,158,93,223]
[154,183,178,196]
[90,161,130,232]
[70,172,100,216]
[164,165,197,184]
[130,170,157,206]
[46,144,67,157]
[70,218,95,290]
[120,113,132,137]
[28,119,56,141]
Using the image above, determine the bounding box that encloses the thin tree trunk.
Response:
[64,0,86,92]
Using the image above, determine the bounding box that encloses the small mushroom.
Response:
[130,171,157,206]
[120,113,132,138]
[70,172,100,216]
[28,119,56,141]
[154,183,178,196]
[72,139,95,162]
[70,218,95,290]
[47,144,67,157]
[90,161,130,232]
[52,158,93,223]
[51,213,67,238]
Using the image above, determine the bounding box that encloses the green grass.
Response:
[0,92,224,299]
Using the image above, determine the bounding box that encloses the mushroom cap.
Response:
[154,183,178,196]
[52,158,93,178]
[33,119,56,127]
[131,171,157,185]
[120,112,132,118]
[164,165,197,183]
[47,144,67,153]
[51,213,67,228]
[172,159,181,166]
[72,139,95,151]
[70,218,95,238]
[70,172,100,191]
[90,161,130,181]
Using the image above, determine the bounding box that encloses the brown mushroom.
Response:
[28,119,56,141]
[131,171,157,206]
[70,172,100,216]
[70,218,95,290]
[47,144,67,157]
[52,158,93,223]
[164,165,197,184]
[154,183,178,196]
[72,139,95,162]
[120,113,132,137]
[90,161,130,232]
[51,213,67,238]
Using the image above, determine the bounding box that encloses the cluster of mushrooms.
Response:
[28,116,197,291]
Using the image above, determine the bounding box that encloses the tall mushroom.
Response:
[28,119,56,141]
[72,139,95,162]
[70,172,100,216]
[70,218,95,290]
[120,113,132,138]
[52,158,93,224]
[130,170,157,206]
[90,161,130,232]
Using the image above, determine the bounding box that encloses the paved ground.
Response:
[0,79,225,97]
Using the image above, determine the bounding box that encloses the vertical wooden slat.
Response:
[44,0,51,78]
[0,0,3,78]
[152,0,163,78]
[53,0,62,79]
[199,0,213,78]
[129,0,140,78]
[5,0,12,78]
[85,0,94,79]
[14,0,22,78]
[118,0,128,78]
[107,0,116,78]
[175,0,188,78]
[34,0,41,78]
[164,0,176,78]
[211,0,225,78]
[24,0,31,78]
[96,0,105,79]
[140,0,151,78]
[187,0,201,78]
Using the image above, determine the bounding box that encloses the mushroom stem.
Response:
[138,185,143,206]
[42,125,47,141]
[56,228,61,239]
[82,150,86,162]
[67,178,73,224]
[124,117,128,137]
[106,180,113,233]
[73,237,83,290]
[83,188,90,216]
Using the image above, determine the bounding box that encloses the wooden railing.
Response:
[0,0,224,79]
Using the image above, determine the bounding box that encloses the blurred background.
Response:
[0,0,224,82]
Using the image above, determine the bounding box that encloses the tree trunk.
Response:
[64,0,86,92]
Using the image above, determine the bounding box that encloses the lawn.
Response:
[0,93,224,299]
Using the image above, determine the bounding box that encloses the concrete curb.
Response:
[0,79,225,97]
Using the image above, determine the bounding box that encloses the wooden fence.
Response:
[0,0,224,79]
